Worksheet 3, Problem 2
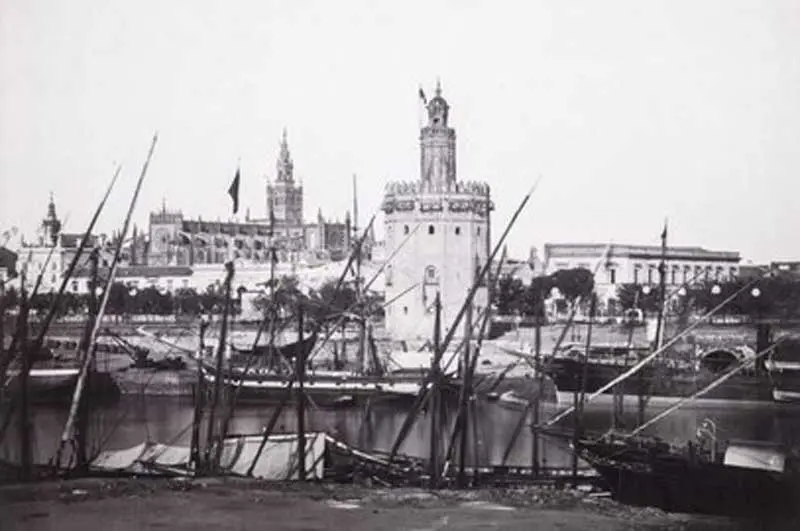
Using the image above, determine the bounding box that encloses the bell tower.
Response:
[266,128,304,229]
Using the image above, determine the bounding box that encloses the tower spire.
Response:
[435,78,442,97]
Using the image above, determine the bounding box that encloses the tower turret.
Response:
[420,80,456,186]
[41,193,62,246]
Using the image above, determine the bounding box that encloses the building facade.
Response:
[542,242,741,303]
[382,82,493,340]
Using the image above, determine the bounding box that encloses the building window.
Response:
[729,267,737,280]
[477,227,481,236]
[404,225,409,235]
[167,279,174,291]
[403,306,408,315]
[428,225,435,235]
[455,226,461,235]
[647,267,654,284]
[633,266,640,284]
[671,267,677,285]
[385,265,393,287]
[425,265,438,283]
[71,280,79,292]
[182,279,189,288]
[609,269,616,285]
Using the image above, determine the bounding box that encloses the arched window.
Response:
[428,225,435,235]
[477,227,481,236]
[455,226,461,235]
[424,265,438,284]
[403,306,408,315]
[404,225,409,235]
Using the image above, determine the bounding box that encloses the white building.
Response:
[382,82,493,340]
[542,242,741,304]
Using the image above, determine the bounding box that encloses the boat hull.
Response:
[200,369,444,406]
[4,368,120,405]
[583,450,799,518]
[548,357,776,407]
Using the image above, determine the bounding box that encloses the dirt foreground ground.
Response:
[1,477,789,531]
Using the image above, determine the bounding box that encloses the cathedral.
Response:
[382,82,494,340]
[147,130,366,267]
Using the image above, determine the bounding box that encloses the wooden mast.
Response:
[75,247,100,473]
[17,273,31,481]
[456,299,472,487]
[531,279,543,478]
[190,315,209,472]
[53,136,155,470]
[428,293,442,489]
[208,261,234,472]
[295,303,306,481]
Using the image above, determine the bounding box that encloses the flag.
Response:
[228,169,240,215]
[418,87,427,105]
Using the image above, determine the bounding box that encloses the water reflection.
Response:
[4,398,800,469]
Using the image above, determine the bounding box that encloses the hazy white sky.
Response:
[1,0,799,263]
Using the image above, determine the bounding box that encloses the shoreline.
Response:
[0,476,764,530]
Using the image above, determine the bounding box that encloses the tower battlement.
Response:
[382,179,493,217]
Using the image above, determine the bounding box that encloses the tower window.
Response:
[455,226,461,235]
[404,225,409,235]
[477,227,481,236]
[428,225,435,235]
[403,306,408,315]
[425,266,438,283]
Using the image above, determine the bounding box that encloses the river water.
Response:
[4,398,800,470]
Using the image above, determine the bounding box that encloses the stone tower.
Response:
[382,83,493,341]
[266,128,304,228]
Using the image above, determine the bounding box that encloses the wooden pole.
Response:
[296,303,306,481]
[54,140,154,469]
[190,317,209,473]
[428,293,441,489]
[573,294,595,483]
[18,279,31,481]
[75,248,99,474]
[457,300,472,487]
[208,261,234,472]
[532,294,542,478]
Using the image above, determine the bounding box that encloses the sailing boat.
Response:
[574,432,800,518]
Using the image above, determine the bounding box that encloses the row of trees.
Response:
[617,277,800,319]
[491,267,800,320]
[0,275,384,322]
[492,267,595,317]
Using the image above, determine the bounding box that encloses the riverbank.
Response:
[0,477,768,530]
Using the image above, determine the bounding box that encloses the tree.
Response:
[521,275,555,318]
[493,275,525,315]
[615,284,662,313]
[174,287,201,315]
[106,282,129,315]
[552,268,594,306]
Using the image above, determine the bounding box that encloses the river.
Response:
[4,398,800,470]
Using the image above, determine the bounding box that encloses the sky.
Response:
[1,0,799,264]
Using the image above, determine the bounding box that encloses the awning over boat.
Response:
[89,433,326,480]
